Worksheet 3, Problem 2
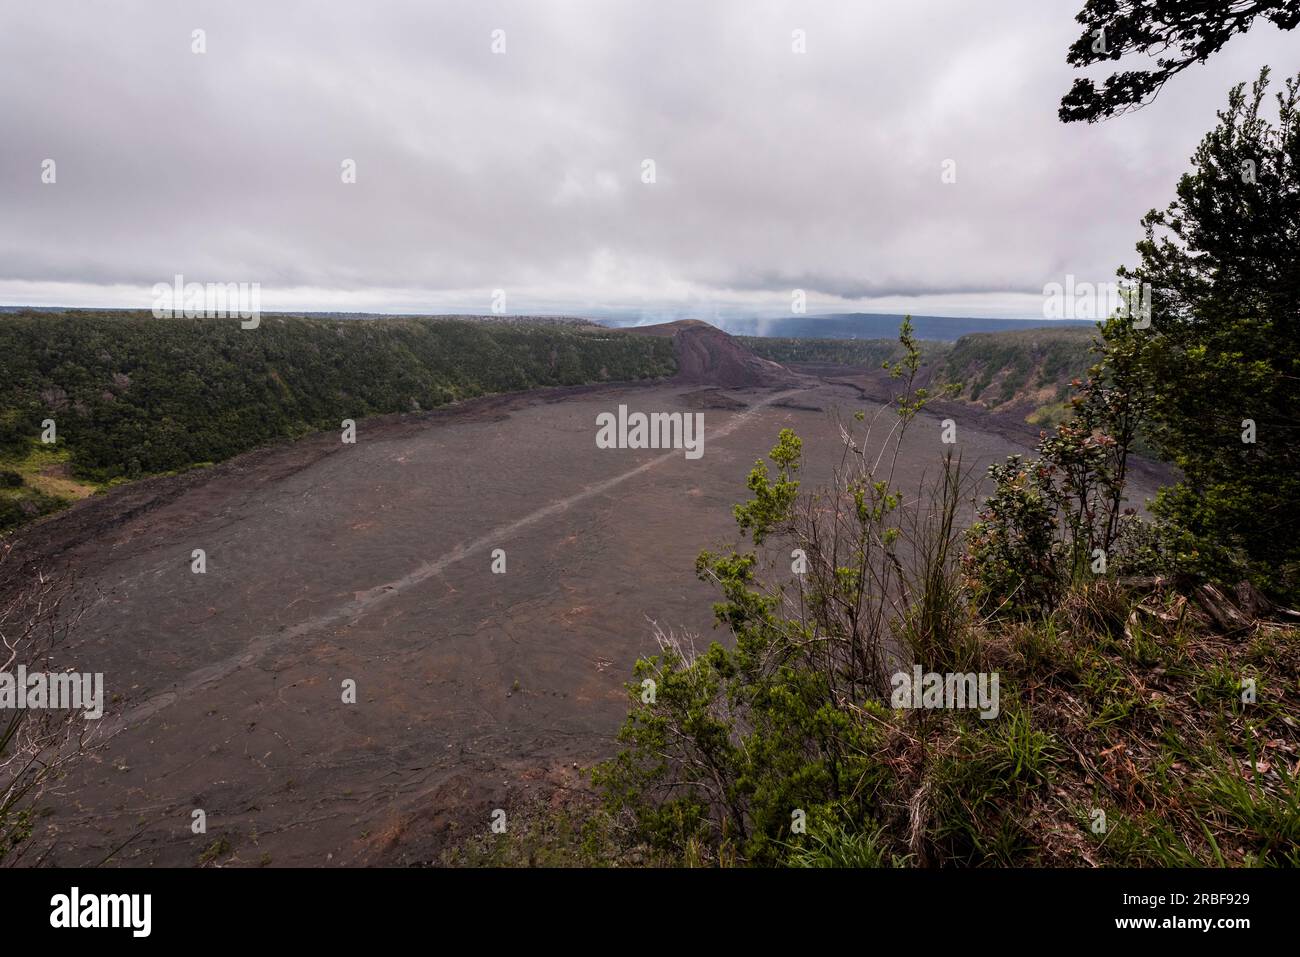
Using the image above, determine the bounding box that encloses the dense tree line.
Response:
[739,335,922,367]
[1118,70,1300,599]
[745,328,1097,423]
[935,328,1094,409]
[0,312,675,528]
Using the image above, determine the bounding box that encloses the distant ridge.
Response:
[601,313,1097,342]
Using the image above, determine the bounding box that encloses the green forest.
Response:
[739,335,924,367]
[0,313,676,530]
[745,327,1097,425]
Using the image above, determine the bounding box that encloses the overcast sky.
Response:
[2,0,1296,320]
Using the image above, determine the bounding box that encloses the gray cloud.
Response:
[1,0,1296,317]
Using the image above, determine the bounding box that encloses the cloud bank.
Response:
[1,0,1296,318]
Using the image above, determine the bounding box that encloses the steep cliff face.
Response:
[740,325,1099,428]
[934,327,1095,423]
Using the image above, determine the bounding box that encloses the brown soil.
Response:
[627,320,803,388]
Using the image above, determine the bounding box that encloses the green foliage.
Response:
[732,428,801,545]
[0,487,68,532]
[745,327,1098,429]
[0,311,675,529]
[927,704,1057,865]
[965,318,1150,616]
[439,798,632,868]
[738,336,933,368]
[883,316,952,418]
[197,836,232,866]
[1190,746,1300,866]
[1120,71,1300,601]
[784,820,905,868]
[1059,0,1299,123]
[936,328,1095,418]
[595,319,965,866]
[964,457,1065,616]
